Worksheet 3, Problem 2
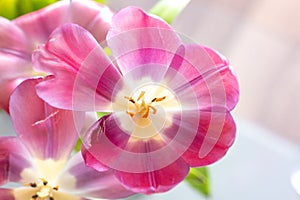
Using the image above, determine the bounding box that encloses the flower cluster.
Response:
[0,78,134,199]
[0,0,239,199]
[0,0,113,113]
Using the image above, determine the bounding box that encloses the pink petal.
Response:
[165,44,239,111]
[9,78,84,161]
[83,115,190,194]
[81,114,131,172]
[201,46,239,110]
[82,114,190,194]
[32,23,98,74]
[0,18,32,112]
[0,78,24,113]
[107,6,181,74]
[160,110,235,166]
[57,153,135,199]
[114,157,189,194]
[33,23,121,111]
[0,188,14,200]
[0,137,33,184]
[0,17,32,55]
[81,145,109,172]
[0,17,32,79]
[181,112,236,167]
[13,0,113,44]
[33,74,76,111]
[83,113,187,172]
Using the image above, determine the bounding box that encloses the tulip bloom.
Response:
[33,7,239,194]
[0,0,113,112]
[0,78,134,199]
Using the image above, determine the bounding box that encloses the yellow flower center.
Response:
[112,83,181,139]
[124,91,166,127]
[112,83,181,140]
[25,178,59,200]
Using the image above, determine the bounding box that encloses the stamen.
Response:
[30,183,37,188]
[149,105,157,115]
[152,96,166,102]
[53,186,59,191]
[40,178,48,186]
[24,182,37,188]
[125,96,136,104]
[142,107,150,118]
[124,92,166,120]
[137,91,145,101]
[26,178,57,200]
[129,99,135,104]
[126,111,134,118]
[140,99,146,108]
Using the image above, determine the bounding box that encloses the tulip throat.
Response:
[125,91,166,127]
[25,178,59,200]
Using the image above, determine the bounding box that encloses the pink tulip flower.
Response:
[0,78,134,199]
[33,7,239,194]
[0,0,113,112]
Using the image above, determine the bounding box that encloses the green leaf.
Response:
[0,0,106,20]
[103,47,112,57]
[16,0,57,16]
[94,0,107,4]
[96,112,109,119]
[149,0,191,24]
[74,138,82,152]
[0,0,18,19]
[0,0,58,19]
[185,167,211,197]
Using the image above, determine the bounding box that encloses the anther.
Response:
[40,178,48,186]
[24,182,37,188]
[31,194,38,199]
[124,96,135,104]
[53,186,59,191]
[129,99,135,104]
[152,96,166,102]
[30,183,37,188]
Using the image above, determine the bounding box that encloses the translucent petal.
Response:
[9,78,84,161]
